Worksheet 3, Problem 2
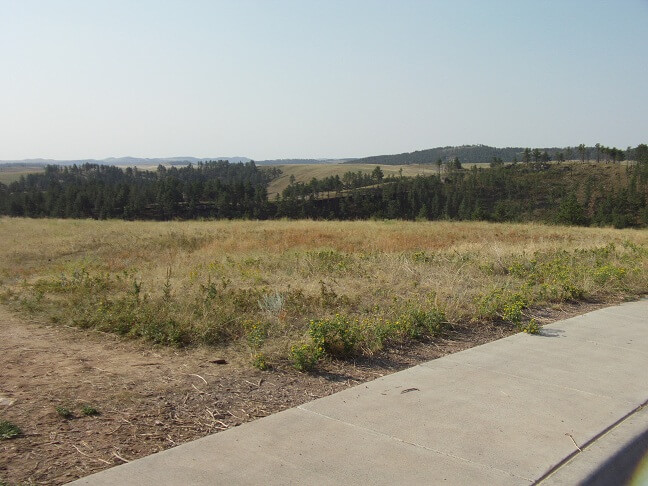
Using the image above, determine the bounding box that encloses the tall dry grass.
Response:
[1,217,647,368]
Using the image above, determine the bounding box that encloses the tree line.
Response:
[350,143,645,166]
[1,145,647,228]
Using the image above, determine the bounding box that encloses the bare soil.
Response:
[0,300,614,485]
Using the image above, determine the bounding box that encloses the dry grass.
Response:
[1,217,647,368]
[264,163,478,197]
[0,166,44,184]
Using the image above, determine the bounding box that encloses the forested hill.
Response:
[2,151,648,228]
[348,144,628,165]
[0,161,280,220]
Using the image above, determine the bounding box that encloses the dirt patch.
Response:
[0,300,616,485]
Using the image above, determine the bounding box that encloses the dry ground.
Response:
[0,299,610,485]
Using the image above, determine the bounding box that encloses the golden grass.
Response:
[265,164,461,197]
[1,217,647,367]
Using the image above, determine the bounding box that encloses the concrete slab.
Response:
[301,360,636,480]
[69,300,648,486]
[540,406,648,485]
[440,334,648,401]
[70,407,527,486]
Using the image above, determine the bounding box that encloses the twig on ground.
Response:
[189,373,208,385]
[565,433,582,451]
[71,444,111,465]
[112,451,130,463]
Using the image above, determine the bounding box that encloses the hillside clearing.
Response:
[265,163,491,197]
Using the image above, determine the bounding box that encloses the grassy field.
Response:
[265,163,491,197]
[0,166,45,184]
[1,218,647,370]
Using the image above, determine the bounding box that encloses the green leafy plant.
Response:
[244,320,270,350]
[0,420,22,440]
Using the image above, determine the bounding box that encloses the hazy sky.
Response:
[2,0,647,160]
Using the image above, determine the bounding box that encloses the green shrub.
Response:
[290,343,322,372]
[399,308,446,340]
[309,314,360,357]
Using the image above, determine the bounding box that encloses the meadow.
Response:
[0,165,44,184]
[1,217,647,371]
[265,162,490,197]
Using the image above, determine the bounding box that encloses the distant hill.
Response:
[0,156,252,166]
[255,158,354,165]
[348,145,567,165]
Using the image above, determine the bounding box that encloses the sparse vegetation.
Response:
[81,405,100,417]
[0,218,647,372]
[55,406,73,419]
[0,420,22,440]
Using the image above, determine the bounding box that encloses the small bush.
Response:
[309,314,360,357]
[290,343,322,372]
[501,299,525,325]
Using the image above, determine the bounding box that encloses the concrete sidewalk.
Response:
[71,300,648,485]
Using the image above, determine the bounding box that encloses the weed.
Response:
[55,406,73,419]
[244,320,270,350]
[501,298,525,325]
[520,318,540,334]
[162,267,172,300]
[251,352,270,371]
[81,405,100,416]
[258,292,284,316]
[0,420,22,440]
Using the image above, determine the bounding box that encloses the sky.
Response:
[1,0,647,160]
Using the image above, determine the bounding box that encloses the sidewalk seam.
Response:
[296,405,534,483]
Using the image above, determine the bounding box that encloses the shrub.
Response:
[309,314,360,357]
[290,343,322,372]
[399,308,447,340]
